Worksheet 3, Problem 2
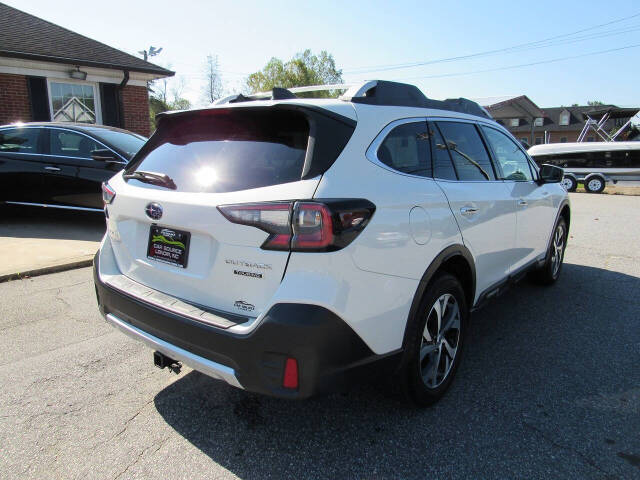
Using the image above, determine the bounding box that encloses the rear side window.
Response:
[128,109,310,193]
[377,121,432,177]
[0,128,40,153]
[49,130,101,158]
[437,122,496,181]
[481,126,533,181]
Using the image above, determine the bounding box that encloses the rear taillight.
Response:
[102,182,116,206]
[218,199,375,252]
[218,202,292,250]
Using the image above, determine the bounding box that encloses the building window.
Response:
[560,137,568,143]
[534,117,544,127]
[559,111,570,126]
[535,137,543,145]
[48,80,101,124]
[510,118,520,127]
[587,136,595,142]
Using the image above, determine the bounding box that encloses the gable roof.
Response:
[0,3,173,77]
[525,105,618,132]
[472,95,545,120]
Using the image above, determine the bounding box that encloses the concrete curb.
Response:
[0,258,94,283]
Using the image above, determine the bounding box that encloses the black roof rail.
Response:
[343,80,491,119]
[216,87,298,105]
[214,80,492,119]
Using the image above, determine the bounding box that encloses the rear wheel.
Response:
[584,175,605,193]
[399,273,467,406]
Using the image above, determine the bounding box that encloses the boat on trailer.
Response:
[528,141,640,193]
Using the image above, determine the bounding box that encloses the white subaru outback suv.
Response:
[94,81,569,406]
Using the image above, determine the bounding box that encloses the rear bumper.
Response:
[94,254,401,399]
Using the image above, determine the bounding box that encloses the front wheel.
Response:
[561,176,577,192]
[399,273,468,407]
[532,217,567,285]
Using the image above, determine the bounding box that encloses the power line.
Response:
[344,12,640,74]
[386,43,640,81]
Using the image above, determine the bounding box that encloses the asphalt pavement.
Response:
[0,192,638,479]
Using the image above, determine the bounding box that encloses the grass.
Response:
[575,185,640,196]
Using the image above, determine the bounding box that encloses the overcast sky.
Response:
[7,0,640,108]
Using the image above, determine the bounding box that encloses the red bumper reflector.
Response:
[283,358,298,389]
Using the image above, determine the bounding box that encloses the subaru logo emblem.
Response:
[145,202,163,220]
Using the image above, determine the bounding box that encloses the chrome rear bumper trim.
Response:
[105,313,243,389]
[5,201,103,212]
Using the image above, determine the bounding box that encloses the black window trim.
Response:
[429,120,458,181]
[367,115,532,184]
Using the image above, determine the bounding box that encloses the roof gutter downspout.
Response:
[116,70,129,129]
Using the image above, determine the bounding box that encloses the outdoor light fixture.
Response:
[69,66,87,80]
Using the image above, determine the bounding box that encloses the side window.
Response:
[429,123,457,180]
[436,122,496,181]
[0,128,40,153]
[481,126,533,181]
[49,130,100,158]
[377,121,432,177]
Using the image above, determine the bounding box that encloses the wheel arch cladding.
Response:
[401,245,475,350]
[560,204,571,229]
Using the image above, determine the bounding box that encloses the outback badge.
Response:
[234,300,255,312]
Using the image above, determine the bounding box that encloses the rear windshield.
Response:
[126,109,309,193]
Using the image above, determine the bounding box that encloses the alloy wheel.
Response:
[420,293,461,388]
[551,224,565,277]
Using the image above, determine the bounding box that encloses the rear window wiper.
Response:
[123,171,177,190]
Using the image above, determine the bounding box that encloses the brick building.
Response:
[474,95,638,146]
[0,3,173,136]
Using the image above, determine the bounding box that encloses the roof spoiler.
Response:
[214,80,492,119]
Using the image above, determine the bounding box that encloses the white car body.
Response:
[94,81,570,400]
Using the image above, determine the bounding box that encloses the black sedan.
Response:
[0,123,146,210]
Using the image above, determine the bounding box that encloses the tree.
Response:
[587,100,605,106]
[245,49,343,97]
[202,54,223,104]
[149,72,191,130]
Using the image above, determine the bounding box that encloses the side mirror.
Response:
[538,164,564,184]
[91,149,122,164]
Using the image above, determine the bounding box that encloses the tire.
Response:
[531,217,567,285]
[398,273,468,407]
[584,175,605,193]
[560,175,577,192]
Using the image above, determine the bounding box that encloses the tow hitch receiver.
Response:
[153,351,182,374]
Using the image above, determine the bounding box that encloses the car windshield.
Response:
[90,129,146,159]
